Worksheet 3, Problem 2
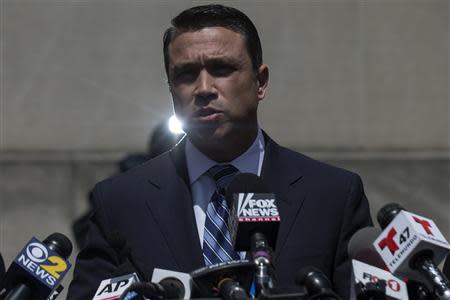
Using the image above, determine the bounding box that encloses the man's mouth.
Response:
[193,108,224,122]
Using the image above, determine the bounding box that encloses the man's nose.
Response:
[194,70,217,105]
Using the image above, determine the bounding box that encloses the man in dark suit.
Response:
[68,4,372,299]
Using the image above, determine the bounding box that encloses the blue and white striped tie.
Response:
[203,164,240,265]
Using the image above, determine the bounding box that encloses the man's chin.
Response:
[191,131,226,146]
[185,124,229,146]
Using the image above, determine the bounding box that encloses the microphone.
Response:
[226,173,280,294]
[190,260,254,298]
[217,278,249,300]
[226,173,279,251]
[119,277,187,300]
[0,233,72,300]
[93,273,140,300]
[380,203,432,300]
[119,282,155,300]
[348,227,387,270]
[105,231,147,281]
[374,203,450,299]
[354,280,387,300]
[92,233,147,300]
[376,203,404,230]
[295,266,341,300]
[151,268,192,299]
[92,231,159,300]
[348,227,409,300]
[351,260,408,300]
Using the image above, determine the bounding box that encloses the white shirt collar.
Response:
[185,128,265,185]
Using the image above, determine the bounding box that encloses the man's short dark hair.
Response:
[163,4,263,76]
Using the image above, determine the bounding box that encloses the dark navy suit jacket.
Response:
[67,135,372,299]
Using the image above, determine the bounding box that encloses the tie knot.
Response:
[207,164,239,192]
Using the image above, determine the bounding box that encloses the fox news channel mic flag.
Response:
[3,237,71,298]
[228,192,280,251]
[373,210,450,281]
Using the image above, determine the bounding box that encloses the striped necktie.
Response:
[203,164,240,265]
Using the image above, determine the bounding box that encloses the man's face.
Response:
[167,27,268,149]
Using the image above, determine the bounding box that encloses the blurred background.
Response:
[0,0,448,297]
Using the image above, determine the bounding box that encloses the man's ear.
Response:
[256,64,269,100]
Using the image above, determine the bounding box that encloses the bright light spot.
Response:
[168,115,184,134]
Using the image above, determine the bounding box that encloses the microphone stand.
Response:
[249,233,307,300]
[250,232,275,297]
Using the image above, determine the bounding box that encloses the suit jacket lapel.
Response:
[261,134,307,261]
[144,137,204,272]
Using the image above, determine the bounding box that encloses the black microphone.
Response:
[218,278,250,300]
[119,268,194,300]
[295,266,341,300]
[226,173,280,295]
[92,267,141,300]
[190,260,254,298]
[226,173,279,251]
[92,232,148,300]
[354,280,387,300]
[348,227,387,300]
[0,233,72,300]
[119,282,155,300]
[348,227,410,300]
[105,231,147,281]
[348,227,387,270]
[376,203,405,231]
[119,277,185,300]
[374,203,450,300]
[151,268,192,299]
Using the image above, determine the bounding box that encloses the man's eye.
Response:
[210,64,235,76]
[173,70,197,83]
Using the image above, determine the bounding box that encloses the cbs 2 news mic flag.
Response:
[373,210,450,279]
[93,273,140,300]
[14,237,71,291]
[351,260,408,300]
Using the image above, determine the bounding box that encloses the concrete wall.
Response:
[1,1,448,298]
[2,0,448,152]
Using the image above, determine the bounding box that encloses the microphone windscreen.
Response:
[160,278,185,299]
[295,266,339,298]
[106,231,130,257]
[227,173,268,192]
[296,266,323,285]
[376,203,405,229]
[226,173,269,208]
[348,226,387,269]
[43,232,73,260]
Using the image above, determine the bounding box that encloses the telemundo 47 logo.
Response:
[15,237,71,288]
